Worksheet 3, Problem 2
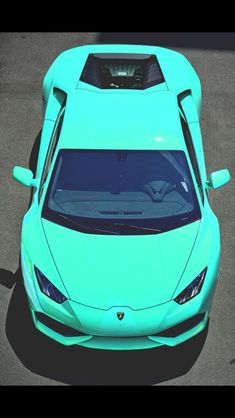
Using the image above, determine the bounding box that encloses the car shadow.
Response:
[97,32,235,51]
[0,269,18,289]
[2,267,209,386]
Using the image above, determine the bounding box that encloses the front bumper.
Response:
[31,310,208,350]
[21,248,213,350]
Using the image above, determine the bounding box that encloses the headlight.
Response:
[174,268,207,305]
[34,266,67,304]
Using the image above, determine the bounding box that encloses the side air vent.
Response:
[177,89,191,119]
[80,53,165,90]
[53,87,67,107]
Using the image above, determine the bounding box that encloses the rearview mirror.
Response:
[206,169,230,189]
[12,166,39,188]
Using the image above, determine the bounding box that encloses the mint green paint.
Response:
[43,44,201,112]
[78,337,161,351]
[21,207,69,298]
[148,313,209,347]
[27,278,210,349]
[180,93,199,124]
[44,89,64,122]
[32,310,93,347]
[207,169,230,189]
[13,166,39,188]
[12,44,231,349]
[42,218,200,309]
[58,90,184,152]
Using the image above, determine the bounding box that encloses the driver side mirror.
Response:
[206,169,230,189]
[12,166,39,188]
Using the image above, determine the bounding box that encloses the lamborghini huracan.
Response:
[12,44,230,350]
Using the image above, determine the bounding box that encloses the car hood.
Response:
[42,219,200,310]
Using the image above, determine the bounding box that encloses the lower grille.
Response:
[35,312,86,337]
[156,313,206,338]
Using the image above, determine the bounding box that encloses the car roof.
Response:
[58,89,186,151]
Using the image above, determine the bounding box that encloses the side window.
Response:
[38,108,65,202]
[180,114,204,204]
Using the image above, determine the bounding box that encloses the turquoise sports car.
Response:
[13,44,230,350]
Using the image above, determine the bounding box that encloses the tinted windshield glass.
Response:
[42,150,201,235]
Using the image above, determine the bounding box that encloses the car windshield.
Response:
[42,149,201,235]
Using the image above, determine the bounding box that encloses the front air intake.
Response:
[35,312,86,337]
[155,313,206,338]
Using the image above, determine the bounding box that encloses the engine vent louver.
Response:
[80,53,165,90]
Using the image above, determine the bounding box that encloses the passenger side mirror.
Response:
[12,166,39,188]
[206,169,230,189]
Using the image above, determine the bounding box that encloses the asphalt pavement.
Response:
[0,32,234,385]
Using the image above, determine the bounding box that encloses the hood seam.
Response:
[41,218,71,299]
[170,220,202,300]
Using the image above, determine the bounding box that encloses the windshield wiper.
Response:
[81,219,162,234]
[57,214,119,235]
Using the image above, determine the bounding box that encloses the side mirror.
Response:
[206,169,230,189]
[12,166,39,188]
